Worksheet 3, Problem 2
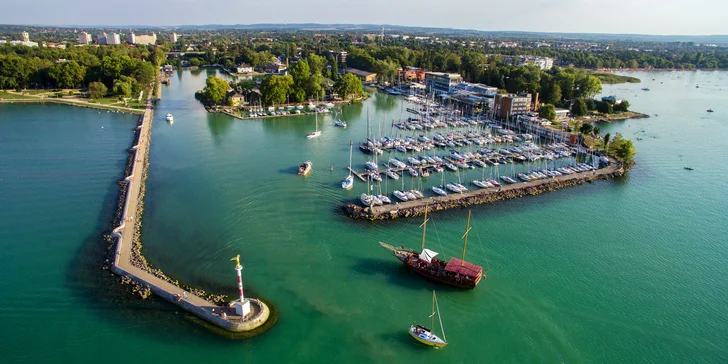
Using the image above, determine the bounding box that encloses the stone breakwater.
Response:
[344,162,626,221]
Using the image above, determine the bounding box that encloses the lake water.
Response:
[1,68,727,363]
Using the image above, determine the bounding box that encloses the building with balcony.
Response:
[424,72,463,95]
[493,93,532,119]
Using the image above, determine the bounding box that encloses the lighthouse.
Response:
[230,255,251,317]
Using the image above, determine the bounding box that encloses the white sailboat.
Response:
[342,141,354,190]
[307,111,321,139]
[409,291,448,348]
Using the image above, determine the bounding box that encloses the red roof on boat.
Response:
[445,258,482,277]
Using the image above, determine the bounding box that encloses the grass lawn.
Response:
[0,92,35,100]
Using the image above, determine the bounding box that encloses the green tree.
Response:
[373,59,397,85]
[603,133,611,150]
[609,133,636,163]
[260,75,294,105]
[307,54,326,76]
[538,104,556,122]
[598,101,614,114]
[614,100,631,112]
[290,59,311,100]
[579,75,603,98]
[579,122,594,135]
[571,98,588,117]
[88,81,108,99]
[113,78,132,97]
[461,52,484,82]
[48,60,86,89]
[202,76,229,105]
[336,73,364,99]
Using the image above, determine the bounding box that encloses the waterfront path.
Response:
[1,91,145,114]
[110,91,269,332]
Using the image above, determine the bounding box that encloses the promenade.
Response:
[110,81,269,333]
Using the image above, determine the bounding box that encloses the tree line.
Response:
[0,44,165,99]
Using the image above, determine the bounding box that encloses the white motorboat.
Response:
[393,190,409,202]
[408,167,419,177]
[432,186,447,196]
[411,190,425,199]
[408,157,421,166]
[455,183,468,191]
[405,191,418,200]
[366,161,378,170]
[445,163,458,171]
[378,195,392,204]
[166,113,174,121]
[334,120,347,127]
[372,195,384,206]
[472,180,492,188]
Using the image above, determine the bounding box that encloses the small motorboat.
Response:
[377,195,392,204]
[393,190,408,202]
[432,186,447,196]
[360,193,374,206]
[166,113,174,121]
[707,109,714,112]
[341,175,353,189]
[386,169,400,180]
[298,161,312,176]
[334,120,347,127]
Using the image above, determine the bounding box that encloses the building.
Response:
[236,64,253,74]
[134,33,157,45]
[502,55,554,70]
[554,108,570,120]
[345,68,377,83]
[169,33,178,43]
[226,91,246,107]
[424,72,463,95]
[398,66,428,83]
[107,33,121,45]
[1,40,38,47]
[493,93,532,119]
[21,32,29,42]
[128,31,136,44]
[329,50,347,64]
[601,95,622,104]
[78,32,92,45]
[96,33,107,45]
[261,63,287,74]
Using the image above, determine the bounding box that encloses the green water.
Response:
[1,68,727,363]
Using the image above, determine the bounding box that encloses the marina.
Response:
[3,68,727,363]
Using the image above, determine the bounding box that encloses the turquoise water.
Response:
[1,69,727,362]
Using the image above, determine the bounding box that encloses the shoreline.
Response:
[106,73,273,336]
[344,158,626,221]
[0,97,145,114]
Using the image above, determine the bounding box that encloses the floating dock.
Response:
[110,78,270,333]
[344,157,626,220]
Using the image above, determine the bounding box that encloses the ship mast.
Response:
[420,203,429,251]
[461,211,472,265]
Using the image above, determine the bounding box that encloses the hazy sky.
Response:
[1,0,726,35]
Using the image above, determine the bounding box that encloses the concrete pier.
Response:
[345,157,626,221]
[110,78,270,333]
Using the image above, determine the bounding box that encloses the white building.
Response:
[236,64,253,74]
[128,31,136,44]
[503,55,555,70]
[107,33,121,45]
[78,32,92,45]
[21,31,29,42]
[169,33,178,43]
[133,33,157,45]
[96,32,107,45]
[424,72,463,95]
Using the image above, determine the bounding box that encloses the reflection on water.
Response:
[373,91,398,112]
[207,113,234,142]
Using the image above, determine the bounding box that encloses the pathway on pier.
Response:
[110,83,268,332]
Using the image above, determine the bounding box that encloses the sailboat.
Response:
[379,206,485,289]
[307,111,321,138]
[409,291,447,348]
[342,141,354,189]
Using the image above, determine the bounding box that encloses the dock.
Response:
[110,77,270,333]
[344,157,626,220]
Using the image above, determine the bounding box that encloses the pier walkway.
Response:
[110,86,268,332]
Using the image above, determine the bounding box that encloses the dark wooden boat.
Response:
[379,207,484,289]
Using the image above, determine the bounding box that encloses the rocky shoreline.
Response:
[344,165,626,221]
[105,113,229,305]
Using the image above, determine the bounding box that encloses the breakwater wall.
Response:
[107,83,271,334]
[1,98,145,114]
[345,161,626,221]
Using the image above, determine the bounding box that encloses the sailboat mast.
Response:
[461,211,472,264]
[431,290,435,331]
[348,140,353,177]
[420,203,429,251]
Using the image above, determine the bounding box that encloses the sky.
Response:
[1,0,727,35]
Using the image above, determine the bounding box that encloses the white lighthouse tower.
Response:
[230,255,251,317]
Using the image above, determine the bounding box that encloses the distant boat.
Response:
[409,291,448,348]
[165,113,174,121]
[298,161,312,176]
[707,109,714,112]
[641,88,650,91]
[334,120,347,127]
[696,85,700,88]
[306,112,321,139]
[342,142,354,190]
[684,167,694,171]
